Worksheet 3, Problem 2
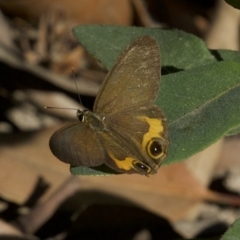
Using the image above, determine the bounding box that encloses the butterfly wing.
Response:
[94,35,160,114]
[99,105,169,175]
[49,35,169,175]
[49,122,106,167]
[92,35,169,175]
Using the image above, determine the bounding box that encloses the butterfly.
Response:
[49,35,169,175]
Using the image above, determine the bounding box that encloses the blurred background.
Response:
[1,0,240,239]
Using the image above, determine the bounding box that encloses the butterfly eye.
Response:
[77,110,88,122]
[133,161,151,174]
[147,138,164,159]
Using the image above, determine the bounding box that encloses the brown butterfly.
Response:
[49,35,169,175]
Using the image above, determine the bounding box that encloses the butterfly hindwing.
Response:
[49,122,106,167]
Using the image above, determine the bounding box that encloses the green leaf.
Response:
[220,218,240,240]
[158,61,240,164]
[226,125,240,136]
[214,49,240,63]
[224,0,240,9]
[73,25,215,71]
[71,61,240,175]
[70,26,240,175]
[71,164,120,176]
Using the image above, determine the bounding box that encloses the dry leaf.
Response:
[1,125,240,225]
[0,0,133,25]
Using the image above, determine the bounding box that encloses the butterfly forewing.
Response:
[93,36,160,114]
[101,105,169,174]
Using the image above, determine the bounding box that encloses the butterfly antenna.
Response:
[45,69,83,112]
[44,106,79,111]
[72,68,83,106]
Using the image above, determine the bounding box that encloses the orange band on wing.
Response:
[137,116,164,149]
[108,152,135,171]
